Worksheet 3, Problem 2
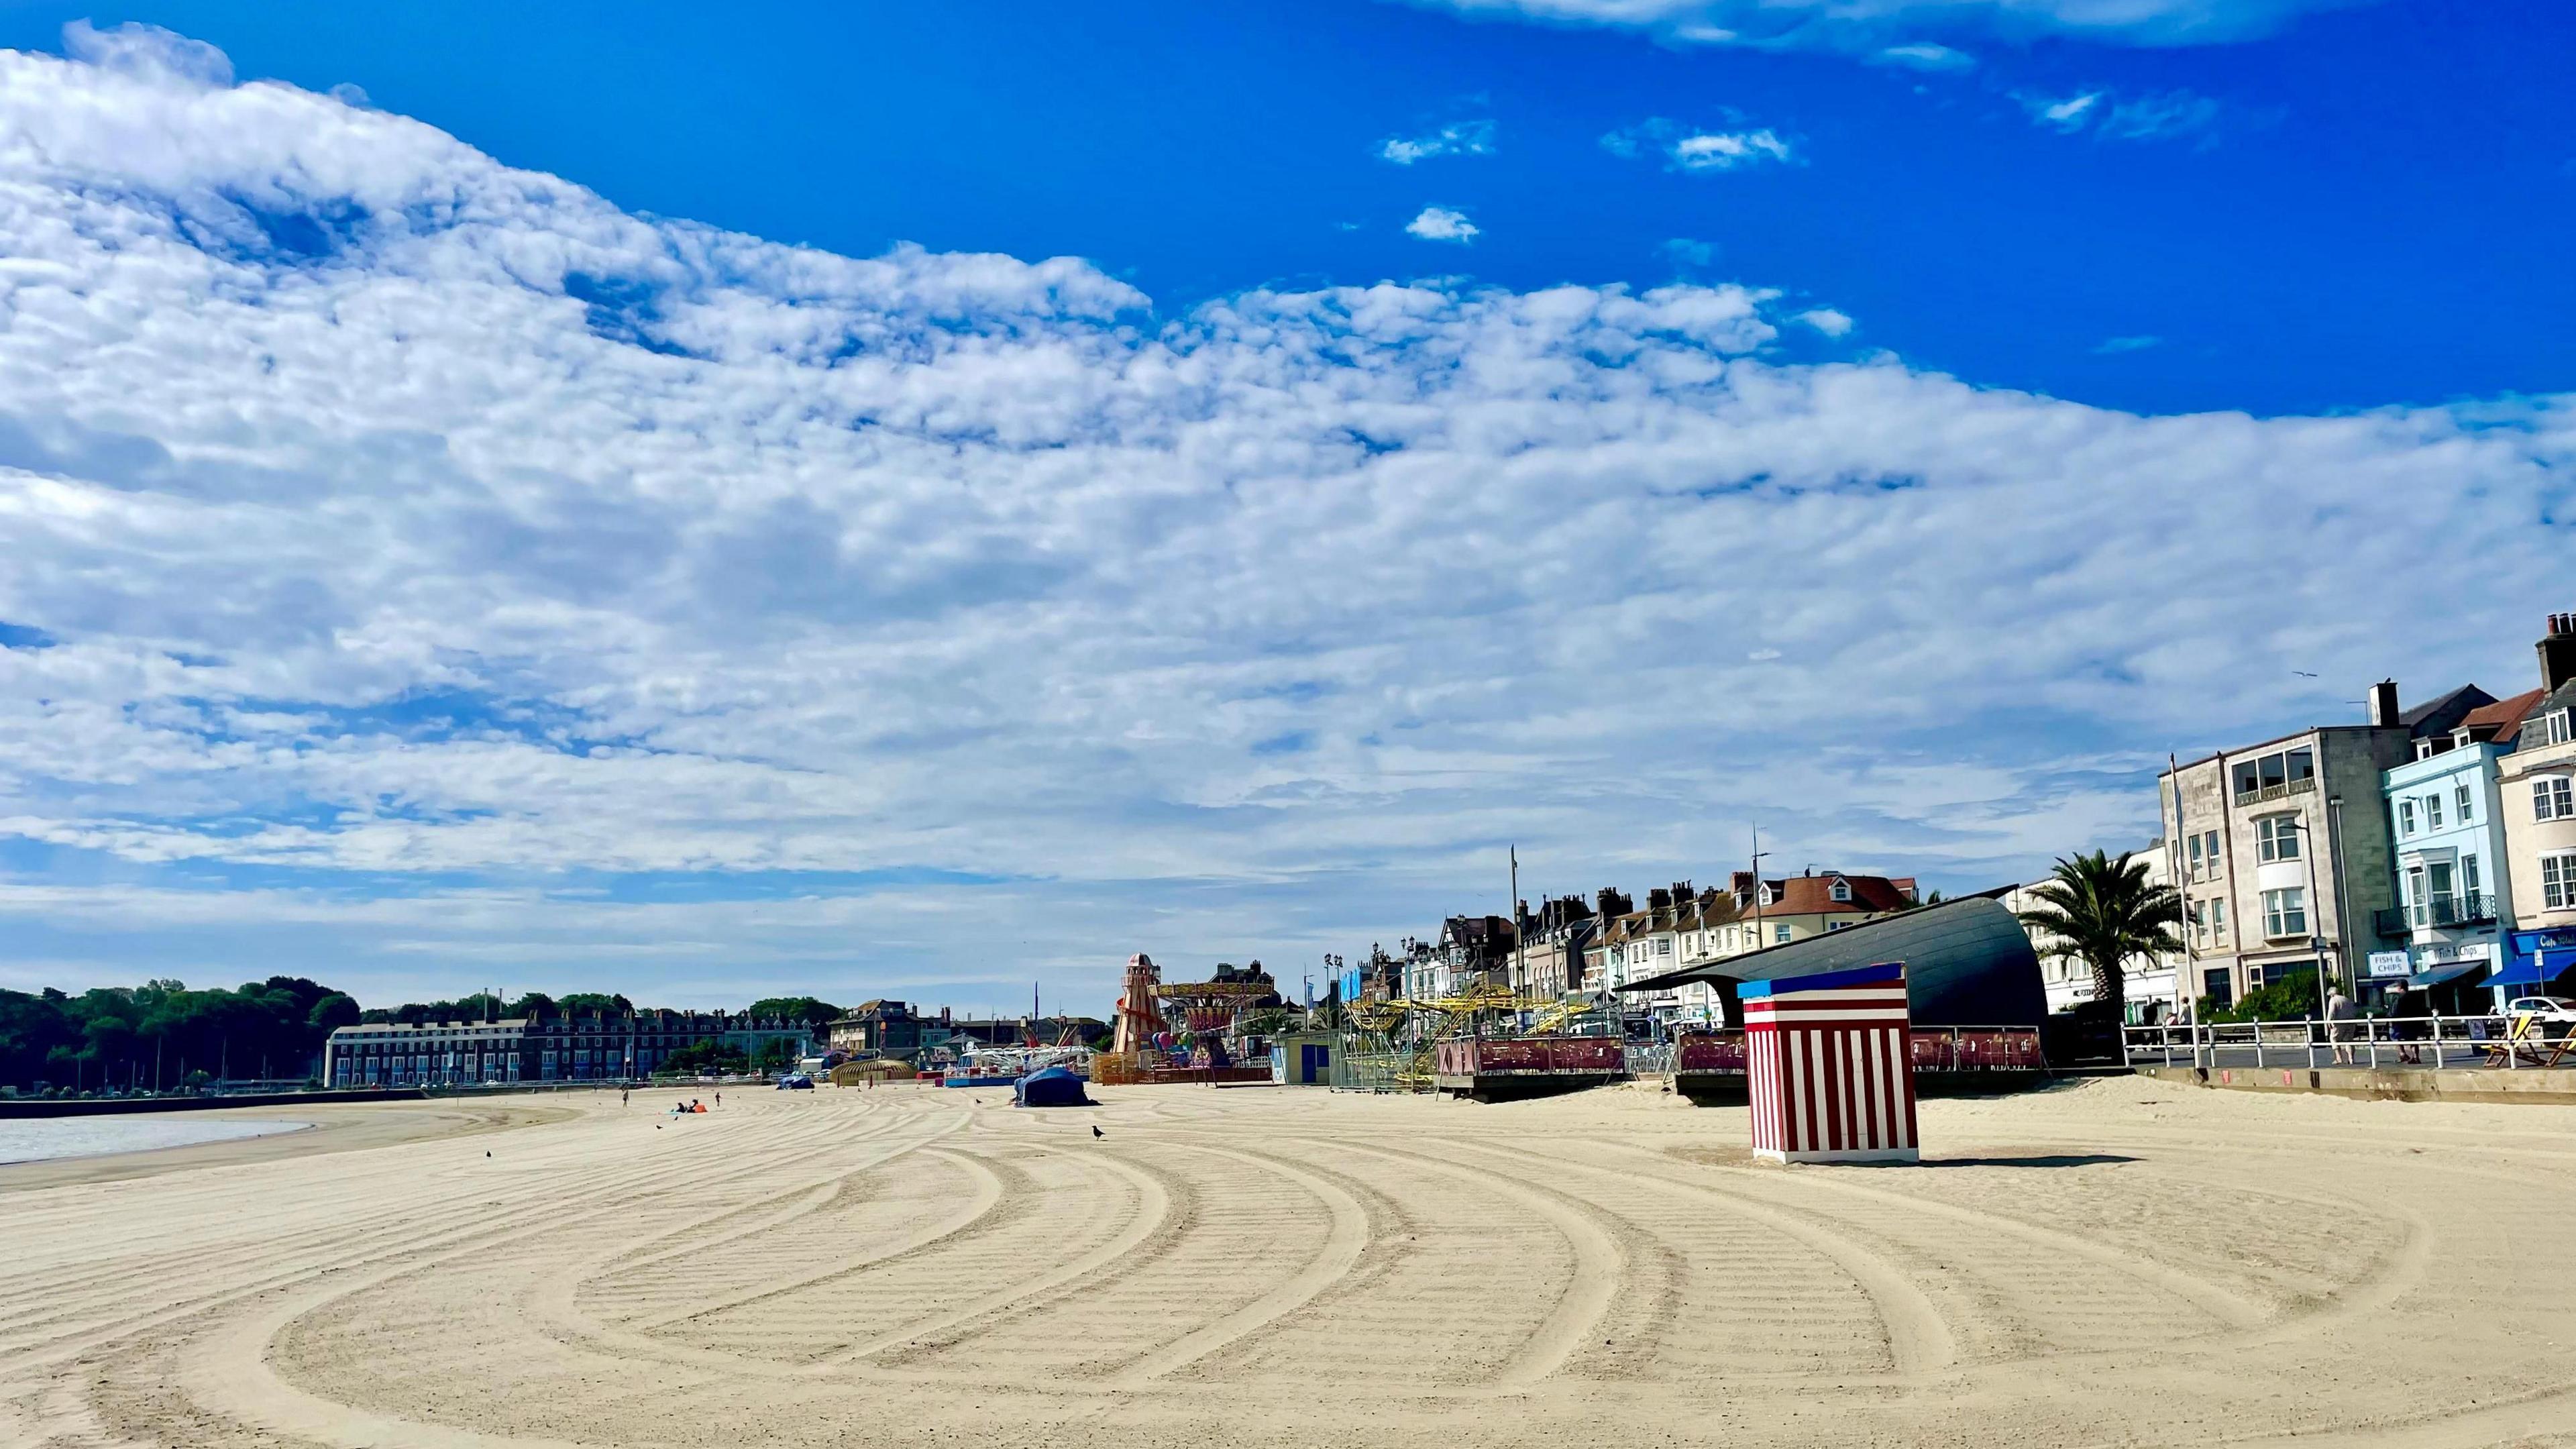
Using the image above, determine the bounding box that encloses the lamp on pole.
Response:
[2288,816,2334,1024]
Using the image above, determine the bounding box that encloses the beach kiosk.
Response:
[1744,961,1919,1165]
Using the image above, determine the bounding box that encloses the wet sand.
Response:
[0,1096,574,1194]
[2,1076,2569,1448]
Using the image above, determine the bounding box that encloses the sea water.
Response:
[0,1116,311,1165]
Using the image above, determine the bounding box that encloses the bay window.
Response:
[2536,775,2574,822]
[2262,886,2308,938]
[2544,853,2576,912]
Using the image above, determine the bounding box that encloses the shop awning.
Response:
[2406,961,2487,990]
[2485,957,2545,991]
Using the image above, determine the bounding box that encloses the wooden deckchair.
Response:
[2481,1014,2574,1068]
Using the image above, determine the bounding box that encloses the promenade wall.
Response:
[2137,1065,2576,1105]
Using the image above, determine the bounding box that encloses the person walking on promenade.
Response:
[2328,987,2360,1065]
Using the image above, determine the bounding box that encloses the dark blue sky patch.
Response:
[561,270,700,358]
[1251,729,1316,755]
[0,621,56,649]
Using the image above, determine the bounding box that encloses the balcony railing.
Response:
[2375,892,2495,937]
[2232,774,2318,809]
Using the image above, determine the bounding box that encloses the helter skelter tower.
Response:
[1112,953,1167,1055]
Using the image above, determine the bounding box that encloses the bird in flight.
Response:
[2293,670,2318,678]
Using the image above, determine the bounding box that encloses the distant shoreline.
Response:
[0,1095,574,1194]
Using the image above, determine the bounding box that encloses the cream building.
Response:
[2496,612,2576,995]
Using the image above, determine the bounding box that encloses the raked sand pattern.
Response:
[4,1077,2573,1449]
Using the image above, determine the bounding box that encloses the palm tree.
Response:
[2015,850,2184,1015]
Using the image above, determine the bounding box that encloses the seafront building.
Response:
[1586,870,1919,1025]
[2376,689,2540,998]
[326,1008,818,1087]
[2498,613,2576,996]
[2158,680,2491,1013]
[1507,893,1609,1000]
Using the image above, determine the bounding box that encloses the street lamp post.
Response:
[2289,816,2334,1026]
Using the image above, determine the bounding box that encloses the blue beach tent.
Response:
[1014,1065,1093,1108]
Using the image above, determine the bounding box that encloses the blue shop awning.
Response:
[2486,957,2545,991]
[2407,961,2487,990]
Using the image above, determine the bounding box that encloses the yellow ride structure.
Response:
[1338,986,1599,1089]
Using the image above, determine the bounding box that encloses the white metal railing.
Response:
[2124,1015,2574,1071]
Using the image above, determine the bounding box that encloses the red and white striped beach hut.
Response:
[1743,961,1919,1165]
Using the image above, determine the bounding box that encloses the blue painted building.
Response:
[2378,688,2547,1008]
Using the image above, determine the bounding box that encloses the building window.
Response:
[1775,924,1792,943]
[2232,747,2317,802]
[2261,887,2308,939]
[2544,853,2576,912]
[2211,896,2227,938]
[1828,920,1852,931]
[2463,854,2482,897]
[2397,800,2416,835]
[2187,833,2202,877]
[2425,793,2444,830]
[2202,966,2234,1009]
[2538,709,2574,747]
[2257,815,2302,861]
[2190,900,2208,945]
[2537,775,2575,822]
[2455,782,2473,822]
[1829,879,1851,902]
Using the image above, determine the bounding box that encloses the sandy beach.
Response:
[3,1076,2570,1448]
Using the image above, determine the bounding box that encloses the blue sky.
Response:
[2,0,2567,417]
[0,3,2569,1012]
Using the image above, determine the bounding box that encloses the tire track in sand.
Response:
[819,1146,1175,1364]
[1322,1137,1627,1390]
[1462,1138,1958,1377]
[1102,1142,1367,1388]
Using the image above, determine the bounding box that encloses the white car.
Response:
[2506,997,2576,1036]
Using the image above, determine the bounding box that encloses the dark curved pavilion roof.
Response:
[1617,893,2046,1029]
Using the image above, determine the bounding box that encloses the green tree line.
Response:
[0,977,359,1094]
[2,981,845,1094]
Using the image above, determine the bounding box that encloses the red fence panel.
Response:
[1675,1032,1748,1073]
[1438,1038,1627,1075]
[1686,1028,2039,1074]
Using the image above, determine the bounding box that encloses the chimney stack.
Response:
[2367,679,2400,727]
[2542,612,2576,694]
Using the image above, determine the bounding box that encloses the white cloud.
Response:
[1871,41,1977,70]
[1794,307,1856,337]
[0,25,2567,1006]
[1670,128,1795,170]
[2024,91,2105,132]
[1395,0,2369,54]
[1662,237,1717,266]
[2017,87,2222,143]
[1404,204,1481,241]
[1605,117,1797,172]
[1378,119,1497,166]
